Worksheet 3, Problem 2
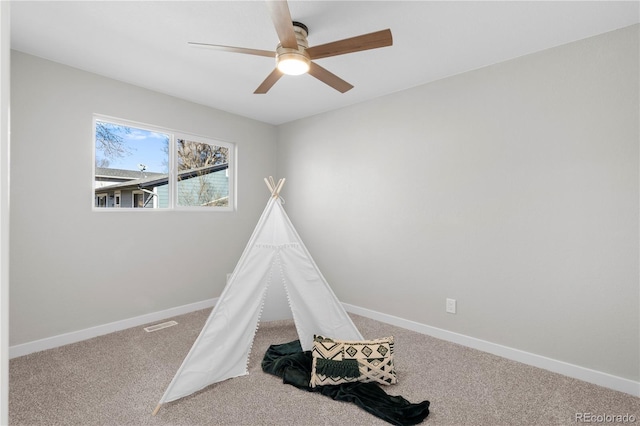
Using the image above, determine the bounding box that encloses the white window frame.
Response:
[92,115,235,212]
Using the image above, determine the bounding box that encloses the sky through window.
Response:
[95,120,169,173]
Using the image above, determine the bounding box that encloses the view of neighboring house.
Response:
[95,167,165,208]
[94,163,229,208]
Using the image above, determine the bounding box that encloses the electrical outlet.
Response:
[446,298,457,314]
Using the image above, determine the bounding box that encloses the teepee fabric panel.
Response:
[268,200,362,350]
[160,246,277,403]
[158,199,278,404]
[279,241,363,350]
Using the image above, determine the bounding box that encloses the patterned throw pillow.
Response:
[310,335,397,387]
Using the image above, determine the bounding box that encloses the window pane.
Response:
[94,120,169,209]
[176,139,229,207]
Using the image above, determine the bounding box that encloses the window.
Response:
[93,116,234,210]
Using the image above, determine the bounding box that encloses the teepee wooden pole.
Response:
[274,178,286,196]
[152,404,162,416]
[264,177,274,193]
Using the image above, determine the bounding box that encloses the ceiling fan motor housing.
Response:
[276,22,311,75]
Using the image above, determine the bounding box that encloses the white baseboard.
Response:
[343,303,640,398]
[9,298,217,359]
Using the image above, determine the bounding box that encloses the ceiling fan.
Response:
[188,0,393,94]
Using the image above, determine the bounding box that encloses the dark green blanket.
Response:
[261,340,430,426]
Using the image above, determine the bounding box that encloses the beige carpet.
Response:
[9,309,639,425]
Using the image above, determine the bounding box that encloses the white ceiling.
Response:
[10,1,639,125]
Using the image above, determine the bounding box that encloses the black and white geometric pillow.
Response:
[310,335,397,387]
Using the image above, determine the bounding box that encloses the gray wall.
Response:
[276,25,639,381]
[10,51,277,345]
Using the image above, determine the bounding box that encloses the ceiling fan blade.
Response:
[254,68,284,94]
[306,29,393,60]
[308,62,353,93]
[265,0,298,49]
[188,42,275,58]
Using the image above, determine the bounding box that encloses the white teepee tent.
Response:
[153,178,363,414]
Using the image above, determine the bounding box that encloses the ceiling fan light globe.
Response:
[277,53,310,75]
